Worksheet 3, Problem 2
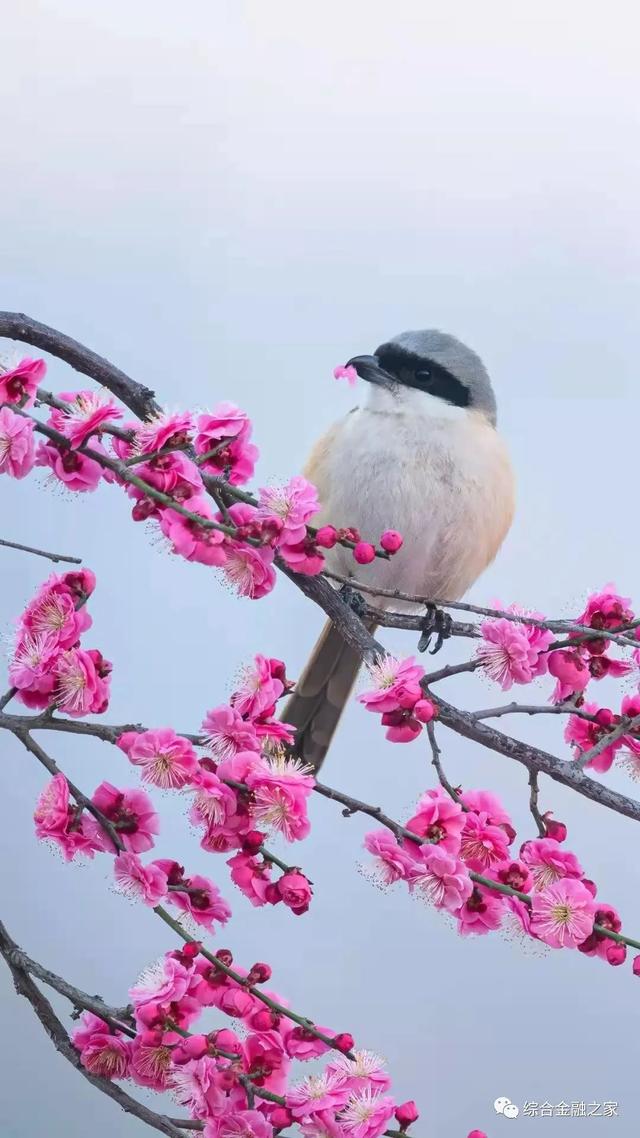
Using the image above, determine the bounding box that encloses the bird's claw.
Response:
[418,604,453,654]
[338,582,368,618]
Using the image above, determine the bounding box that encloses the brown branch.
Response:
[0,537,81,564]
[527,770,547,837]
[0,919,186,1138]
[426,722,461,803]
[0,311,161,420]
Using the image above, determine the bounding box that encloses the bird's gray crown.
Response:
[375,328,497,424]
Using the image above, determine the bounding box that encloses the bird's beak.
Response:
[345,354,395,388]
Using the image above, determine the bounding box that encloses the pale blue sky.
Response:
[1,3,639,1134]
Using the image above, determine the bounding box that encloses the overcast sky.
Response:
[1,2,639,1135]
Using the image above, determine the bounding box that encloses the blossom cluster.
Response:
[8,567,111,715]
[22,571,315,914]
[71,942,421,1138]
[475,589,640,777]
[0,356,403,598]
[358,656,436,742]
[364,785,633,968]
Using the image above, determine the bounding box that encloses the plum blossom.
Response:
[227,851,273,906]
[327,1051,390,1094]
[547,649,590,702]
[407,845,473,912]
[456,885,506,936]
[0,355,45,406]
[459,812,511,871]
[129,1031,174,1089]
[476,607,553,689]
[576,584,634,634]
[91,782,160,853]
[232,656,288,720]
[113,852,169,906]
[564,704,624,773]
[48,390,122,448]
[459,788,515,843]
[129,955,192,1010]
[54,646,111,716]
[359,656,424,714]
[258,477,319,545]
[34,773,99,860]
[202,705,259,759]
[362,830,415,886]
[530,879,596,948]
[134,409,194,454]
[287,1071,350,1119]
[405,788,465,856]
[36,439,104,491]
[339,1089,396,1138]
[166,872,232,932]
[71,1013,131,1079]
[195,404,258,485]
[246,754,314,842]
[520,838,583,889]
[0,407,36,478]
[160,498,227,566]
[274,870,313,914]
[118,728,198,789]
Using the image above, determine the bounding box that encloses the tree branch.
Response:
[0,537,81,565]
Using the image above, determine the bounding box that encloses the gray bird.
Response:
[281,329,515,772]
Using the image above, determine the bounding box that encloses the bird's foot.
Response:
[338,581,368,618]
[418,604,453,654]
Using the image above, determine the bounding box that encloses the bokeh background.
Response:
[1,2,639,1133]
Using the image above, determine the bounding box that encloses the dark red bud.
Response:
[332,1032,354,1054]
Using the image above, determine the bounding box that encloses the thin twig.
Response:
[0,537,81,565]
[426,722,461,803]
[527,771,547,837]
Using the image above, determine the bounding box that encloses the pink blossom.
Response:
[333,364,358,386]
[530,878,596,948]
[564,704,623,772]
[359,655,424,714]
[20,572,92,649]
[299,1111,346,1138]
[491,859,533,893]
[36,440,103,491]
[246,755,314,842]
[276,870,313,914]
[202,705,259,759]
[407,845,473,912]
[207,1110,274,1138]
[129,955,192,1009]
[189,765,240,830]
[91,782,160,853]
[456,885,505,936]
[578,904,623,961]
[548,649,590,702]
[128,451,203,504]
[232,655,286,720]
[340,1090,396,1138]
[49,390,122,447]
[0,356,45,406]
[0,407,36,478]
[576,584,634,634]
[54,647,111,716]
[134,409,194,454]
[363,830,415,885]
[244,1030,289,1092]
[327,1050,390,1093]
[459,788,516,843]
[405,788,465,856]
[9,631,59,703]
[71,1015,130,1080]
[118,728,198,789]
[259,477,319,545]
[287,1072,351,1119]
[129,1030,174,1089]
[34,773,99,860]
[520,838,583,890]
[227,852,273,906]
[160,497,227,566]
[169,1056,226,1119]
[168,873,232,932]
[195,404,258,485]
[476,608,553,689]
[281,1026,332,1062]
[113,852,169,905]
[223,542,277,600]
[278,535,325,575]
[459,812,511,871]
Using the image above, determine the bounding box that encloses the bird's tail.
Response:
[281,618,378,773]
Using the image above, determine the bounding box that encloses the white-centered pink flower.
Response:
[530,878,596,949]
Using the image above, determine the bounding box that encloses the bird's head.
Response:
[346,329,497,425]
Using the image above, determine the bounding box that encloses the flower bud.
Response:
[315,525,338,549]
[215,949,233,967]
[542,813,567,843]
[247,962,272,984]
[242,830,266,855]
[353,541,376,565]
[332,1032,354,1053]
[414,698,436,723]
[380,529,404,553]
[395,1100,419,1129]
[606,942,627,966]
[633,954,640,976]
[271,1108,294,1131]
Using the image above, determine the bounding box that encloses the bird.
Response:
[281,328,515,772]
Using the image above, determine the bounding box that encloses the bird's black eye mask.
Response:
[374,344,471,409]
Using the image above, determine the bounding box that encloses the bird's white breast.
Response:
[304,387,515,608]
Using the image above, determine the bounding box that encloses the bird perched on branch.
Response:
[281,329,515,773]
